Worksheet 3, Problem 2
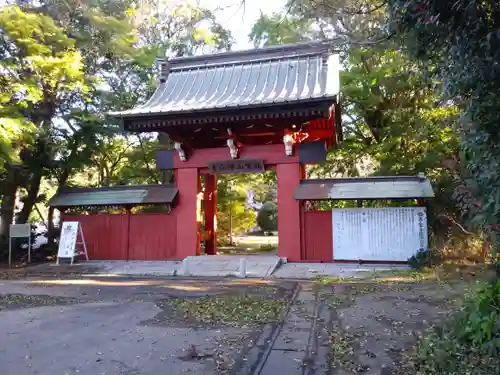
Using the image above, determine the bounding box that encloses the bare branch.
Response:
[437,214,474,235]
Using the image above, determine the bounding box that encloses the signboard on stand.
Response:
[9,224,32,266]
[56,222,89,265]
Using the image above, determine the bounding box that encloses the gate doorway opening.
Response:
[199,171,278,256]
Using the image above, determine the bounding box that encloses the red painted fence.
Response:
[303,211,333,262]
[63,210,332,262]
[63,213,177,260]
[128,214,177,260]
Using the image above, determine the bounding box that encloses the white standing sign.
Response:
[56,222,88,265]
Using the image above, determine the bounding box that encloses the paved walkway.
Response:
[181,255,282,277]
[27,258,407,280]
[29,256,283,278]
[30,260,180,277]
[237,282,329,375]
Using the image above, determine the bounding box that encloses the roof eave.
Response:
[294,176,435,201]
[109,96,338,120]
[48,185,179,208]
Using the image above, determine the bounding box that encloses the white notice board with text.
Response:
[332,207,428,262]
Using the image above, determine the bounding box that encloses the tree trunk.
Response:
[17,169,43,224]
[48,168,70,244]
[0,166,19,254]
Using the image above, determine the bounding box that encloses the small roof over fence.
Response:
[48,185,178,208]
[293,175,434,201]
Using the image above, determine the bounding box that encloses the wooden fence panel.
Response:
[303,211,333,262]
[128,213,177,260]
[63,215,129,260]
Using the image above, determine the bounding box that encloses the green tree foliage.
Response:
[216,176,255,244]
[311,45,459,175]
[130,0,233,56]
[389,0,500,252]
[0,0,232,255]
[249,12,315,47]
[0,5,88,247]
[286,0,388,41]
[213,171,276,244]
[248,1,458,175]
[387,3,500,371]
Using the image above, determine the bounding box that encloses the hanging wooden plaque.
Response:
[208,159,265,174]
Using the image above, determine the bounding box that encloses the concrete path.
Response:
[181,255,283,277]
[28,258,408,280]
[273,262,410,279]
[92,260,181,276]
[28,256,283,278]
[237,282,329,375]
[29,260,181,277]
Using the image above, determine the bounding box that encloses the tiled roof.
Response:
[48,185,178,208]
[109,41,339,120]
[293,176,435,201]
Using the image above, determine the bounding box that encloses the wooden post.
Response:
[8,236,11,267]
[204,173,217,255]
[277,163,303,261]
[125,206,132,261]
[27,227,31,263]
[175,168,200,259]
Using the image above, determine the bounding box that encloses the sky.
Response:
[197,0,286,50]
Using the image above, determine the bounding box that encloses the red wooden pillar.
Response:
[175,168,199,259]
[277,163,303,261]
[204,173,217,255]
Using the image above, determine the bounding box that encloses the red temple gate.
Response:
[50,41,345,262]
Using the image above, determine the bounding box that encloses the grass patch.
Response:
[314,275,354,285]
[371,269,434,284]
[375,269,430,278]
[314,270,435,286]
[322,293,354,308]
[169,294,287,327]
[314,271,433,287]
[256,243,277,252]
[369,265,497,286]
[329,331,368,372]
[0,294,80,310]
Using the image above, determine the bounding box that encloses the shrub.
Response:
[256,202,277,232]
[257,243,277,252]
[408,250,432,270]
[414,281,500,375]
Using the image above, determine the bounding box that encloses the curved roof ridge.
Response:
[161,39,340,72]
